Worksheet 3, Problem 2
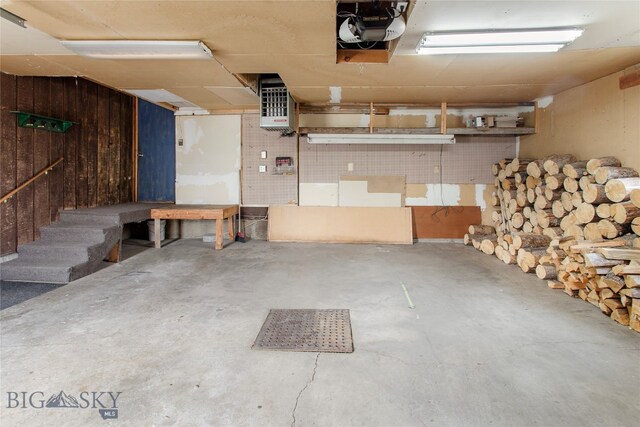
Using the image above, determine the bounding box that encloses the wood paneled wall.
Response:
[520,68,640,173]
[0,73,134,256]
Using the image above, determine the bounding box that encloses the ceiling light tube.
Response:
[421,29,583,47]
[417,44,565,55]
[307,134,455,145]
[416,28,583,55]
[60,40,213,59]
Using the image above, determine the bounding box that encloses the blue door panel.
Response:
[137,99,175,202]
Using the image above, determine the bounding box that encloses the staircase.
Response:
[0,204,158,284]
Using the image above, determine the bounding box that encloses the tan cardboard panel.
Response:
[288,84,572,104]
[340,175,406,194]
[458,184,476,206]
[340,176,370,182]
[0,19,72,55]
[206,87,259,105]
[521,69,640,174]
[338,181,402,207]
[268,205,413,244]
[423,48,640,86]
[366,176,405,195]
[165,87,232,109]
[211,54,315,75]
[3,1,336,55]
[0,55,77,76]
[373,115,433,128]
[40,55,242,88]
[216,54,455,87]
[217,49,640,88]
[406,184,427,198]
[3,2,639,109]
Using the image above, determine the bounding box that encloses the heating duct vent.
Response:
[259,77,296,134]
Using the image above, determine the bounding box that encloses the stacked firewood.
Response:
[464,154,640,332]
[546,237,640,331]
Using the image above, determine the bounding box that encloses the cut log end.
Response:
[536,264,557,280]
[586,156,621,175]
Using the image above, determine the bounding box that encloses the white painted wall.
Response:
[175,115,241,204]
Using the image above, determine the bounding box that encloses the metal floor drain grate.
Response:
[253,309,353,353]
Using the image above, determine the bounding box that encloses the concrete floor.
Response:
[0,281,63,310]
[1,240,638,426]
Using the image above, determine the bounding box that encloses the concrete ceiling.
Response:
[1,0,639,111]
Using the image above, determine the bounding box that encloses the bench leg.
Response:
[215,218,223,250]
[228,215,234,241]
[154,219,161,249]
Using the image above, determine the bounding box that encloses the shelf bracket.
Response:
[440,102,447,134]
[369,102,374,134]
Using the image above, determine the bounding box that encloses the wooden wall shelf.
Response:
[297,101,537,137]
[298,127,534,136]
[299,127,440,135]
[446,127,536,135]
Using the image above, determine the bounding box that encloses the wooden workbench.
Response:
[149,204,239,250]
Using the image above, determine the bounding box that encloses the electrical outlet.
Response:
[347,162,354,172]
[396,1,409,13]
[260,151,267,159]
[433,165,440,174]
[178,138,184,146]
[259,165,267,173]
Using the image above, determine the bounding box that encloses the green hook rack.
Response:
[10,111,77,133]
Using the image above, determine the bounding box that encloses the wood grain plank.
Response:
[619,70,640,90]
[336,49,389,64]
[132,98,138,202]
[49,78,65,222]
[120,94,133,202]
[32,77,51,239]
[108,90,121,205]
[76,78,90,208]
[268,206,412,244]
[97,85,110,206]
[1,75,137,252]
[411,206,481,239]
[16,76,34,245]
[84,80,99,207]
[63,78,78,210]
[150,206,238,220]
[0,73,18,255]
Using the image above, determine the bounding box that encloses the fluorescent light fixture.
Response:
[307,133,455,145]
[416,28,583,55]
[59,40,213,59]
[418,44,565,55]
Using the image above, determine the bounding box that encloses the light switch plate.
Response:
[347,162,354,172]
[260,151,267,159]
[259,165,267,173]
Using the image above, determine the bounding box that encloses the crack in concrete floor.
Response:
[291,353,320,427]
